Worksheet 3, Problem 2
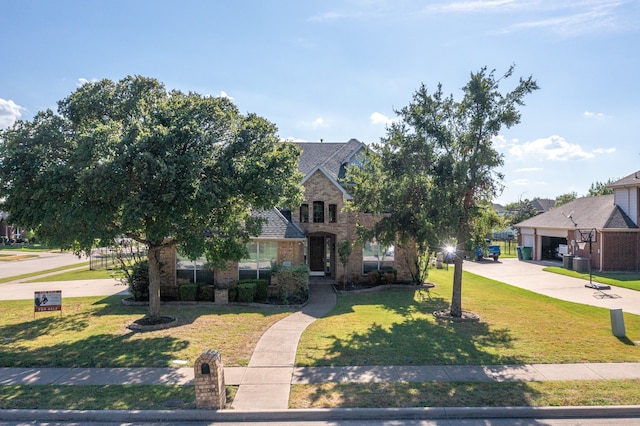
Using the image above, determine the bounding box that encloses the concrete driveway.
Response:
[463,257,640,316]
[0,250,128,301]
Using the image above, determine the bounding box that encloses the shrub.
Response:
[382,270,397,284]
[270,265,309,304]
[367,270,380,285]
[179,283,199,301]
[237,282,256,303]
[254,279,269,302]
[127,260,149,301]
[228,285,238,302]
[198,284,214,301]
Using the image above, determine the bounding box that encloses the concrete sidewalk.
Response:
[463,257,640,315]
[230,281,337,410]
[3,362,640,386]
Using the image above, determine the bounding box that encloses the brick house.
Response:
[514,170,640,271]
[164,139,415,293]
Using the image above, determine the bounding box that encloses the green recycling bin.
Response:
[521,246,532,260]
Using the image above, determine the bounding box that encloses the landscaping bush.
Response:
[127,260,149,301]
[228,285,238,302]
[270,265,309,304]
[237,282,256,303]
[382,270,397,284]
[198,284,214,301]
[367,270,380,285]
[179,283,199,301]
[254,279,269,302]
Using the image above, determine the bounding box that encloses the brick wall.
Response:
[601,232,640,271]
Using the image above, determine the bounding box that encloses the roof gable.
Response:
[301,166,353,200]
[252,208,305,240]
[294,139,365,181]
[516,195,638,230]
[609,170,640,189]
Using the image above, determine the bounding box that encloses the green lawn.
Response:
[296,268,640,366]
[26,266,125,282]
[0,296,292,368]
[2,266,640,410]
[0,262,91,284]
[544,266,640,292]
[290,380,640,408]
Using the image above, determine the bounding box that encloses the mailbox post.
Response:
[194,350,226,409]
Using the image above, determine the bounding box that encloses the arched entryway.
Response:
[308,233,335,278]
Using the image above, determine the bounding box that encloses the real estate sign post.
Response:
[34,290,62,318]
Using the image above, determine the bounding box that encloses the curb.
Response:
[2,406,640,423]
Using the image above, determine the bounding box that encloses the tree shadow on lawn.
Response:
[0,329,189,368]
[318,288,520,366]
[91,295,293,328]
[301,287,544,409]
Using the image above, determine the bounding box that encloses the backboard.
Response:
[575,228,597,243]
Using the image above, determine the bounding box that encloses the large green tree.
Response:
[0,76,302,321]
[348,66,538,317]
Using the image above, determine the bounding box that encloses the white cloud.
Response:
[218,91,235,101]
[77,77,98,87]
[425,0,519,14]
[584,110,604,117]
[515,167,543,173]
[512,178,530,186]
[369,112,397,126]
[593,147,616,154]
[312,117,327,128]
[500,1,622,36]
[509,135,594,161]
[0,98,24,129]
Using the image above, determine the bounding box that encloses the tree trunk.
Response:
[450,240,464,317]
[147,244,162,321]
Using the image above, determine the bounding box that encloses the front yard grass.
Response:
[290,380,640,408]
[26,266,125,282]
[0,296,292,367]
[296,268,640,366]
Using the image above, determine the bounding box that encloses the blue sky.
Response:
[1,0,639,205]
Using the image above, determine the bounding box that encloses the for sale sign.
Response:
[34,290,62,312]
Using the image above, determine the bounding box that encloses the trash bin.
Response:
[562,254,574,270]
[573,257,589,273]
[521,246,533,260]
[517,246,523,260]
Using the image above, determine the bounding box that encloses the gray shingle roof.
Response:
[252,208,305,240]
[293,139,365,180]
[609,170,640,188]
[515,195,637,230]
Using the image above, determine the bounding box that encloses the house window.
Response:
[176,254,214,284]
[313,201,324,223]
[362,240,395,274]
[300,204,309,223]
[238,241,278,280]
[328,204,337,223]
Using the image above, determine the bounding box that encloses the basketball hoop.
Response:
[575,228,597,244]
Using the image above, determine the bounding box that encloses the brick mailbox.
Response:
[194,349,226,409]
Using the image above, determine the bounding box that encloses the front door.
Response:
[309,235,334,277]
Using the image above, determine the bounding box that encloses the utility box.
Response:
[610,308,626,338]
[194,350,226,409]
[562,254,574,270]
[573,257,589,273]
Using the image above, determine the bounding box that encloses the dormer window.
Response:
[313,201,324,223]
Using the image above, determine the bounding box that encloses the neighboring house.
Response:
[162,139,414,293]
[515,170,640,271]
[531,198,555,214]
